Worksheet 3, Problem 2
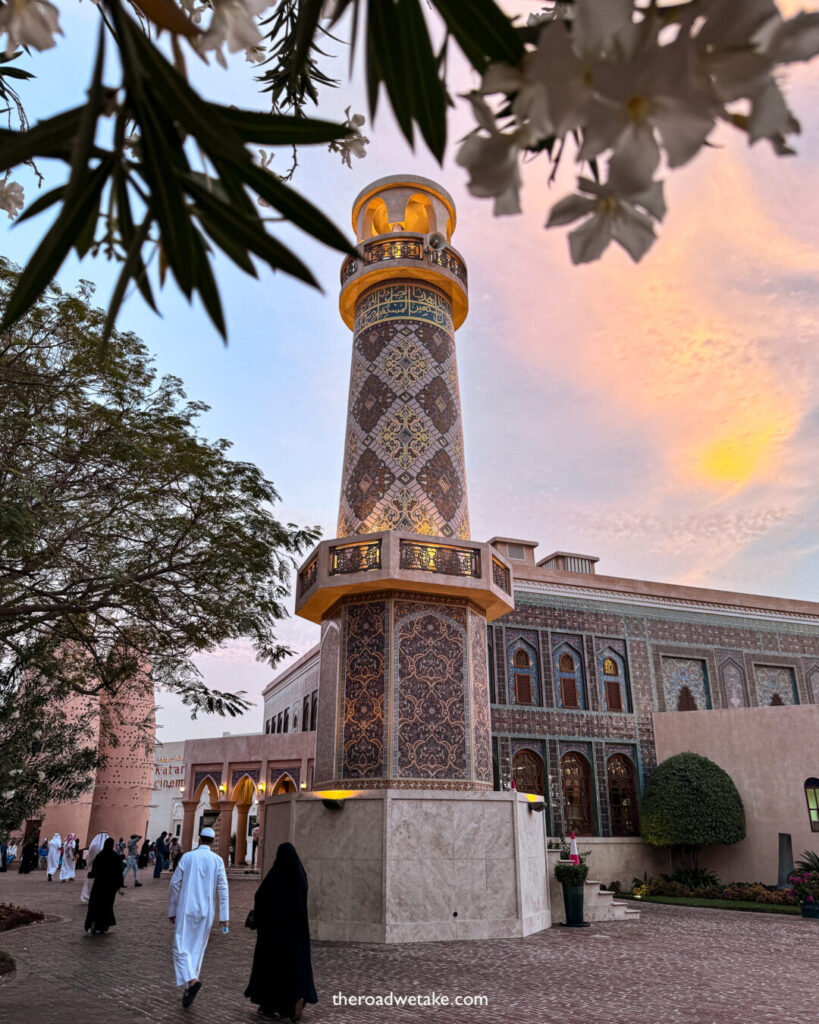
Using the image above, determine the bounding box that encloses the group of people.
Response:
[168,828,316,1021]
[4,823,317,1022]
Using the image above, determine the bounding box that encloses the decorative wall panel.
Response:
[470,612,493,783]
[661,657,711,711]
[342,601,387,778]
[313,620,340,786]
[395,601,468,779]
[753,664,799,706]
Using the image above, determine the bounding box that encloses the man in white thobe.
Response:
[46,833,61,881]
[60,833,76,881]
[168,827,229,1008]
[81,831,109,903]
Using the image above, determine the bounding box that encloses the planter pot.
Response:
[800,903,819,919]
[561,883,589,927]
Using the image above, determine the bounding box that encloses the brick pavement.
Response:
[0,869,809,1024]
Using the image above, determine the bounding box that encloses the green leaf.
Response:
[367,0,414,144]
[396,0,447,162]
[430,0,524,71]
[185,175,319,288]
[0,108,84,173]
[210,107,350,146]
[0,66,35,81]
[101,211,154,348]
[189,226,227,341]
[289,0,325,97]
[242,162,355,255]
[14,185,67,224]
[0,156,114,333]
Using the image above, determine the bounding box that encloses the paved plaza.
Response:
[0,870,809,1024]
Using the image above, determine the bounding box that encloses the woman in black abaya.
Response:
[137,838,150,870]
[18,840,38,874]
[244,842,318,1022]
[84,837,124,935]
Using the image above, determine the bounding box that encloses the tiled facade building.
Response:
[485,538,819,844]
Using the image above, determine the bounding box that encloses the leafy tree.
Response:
[0,256,319,712]
[640,752,746,868]
[2,1,814,343]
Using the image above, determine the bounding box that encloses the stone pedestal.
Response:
[262,789,550,943]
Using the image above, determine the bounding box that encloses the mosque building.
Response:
[28,175,818,916]
[177,175,819,906]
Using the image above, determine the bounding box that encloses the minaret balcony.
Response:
[295,530,514,624]
[339,232,468,330]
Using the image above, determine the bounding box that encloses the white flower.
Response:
[1,791,14,800]
[0,0,61,53]
[36,770,45,781]
[456,93,529,216]
[244,44,266,64]
[580,32,717,192]
[197,0,273,66]
[547,173,666,264]
[330,107,369,169]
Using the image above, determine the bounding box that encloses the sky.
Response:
[4,2,818,741]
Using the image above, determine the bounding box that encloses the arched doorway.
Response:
[561,752,594,835]
[230,775,258,866]
[512,748,544,796]
[272,774,296,795]
[607,755,639,836]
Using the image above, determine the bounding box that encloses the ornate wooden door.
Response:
[512,748,544,796]
[561,752,594,835]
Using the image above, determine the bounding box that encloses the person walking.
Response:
[138,838,151,870]
[244,842,317,1023]
[123,834,143,888]
[154,831,168,879]
[169,837,182,872]
[115,837,126,861]
[46,833,61,881]
[168,827,229,1008]
[60,834,76,881]
[19,839,37,874]
[81,832,110,902]
[84,838,125,936]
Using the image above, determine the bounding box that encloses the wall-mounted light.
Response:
[527,801,546,815]
[179,786,185,793]
[299,781,307,790]
[257,782,266,793]
[322,798,344,811]
[219,783,227,793]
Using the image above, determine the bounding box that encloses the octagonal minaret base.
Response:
[262,789,550,942]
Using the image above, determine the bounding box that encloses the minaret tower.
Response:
[296,175,513,792]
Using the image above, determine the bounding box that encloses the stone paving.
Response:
[0,869,810,1024]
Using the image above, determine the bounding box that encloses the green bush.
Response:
[640,753,746,861]
[646,879,691,898]
[664,865,721,889]
[554,862,589,886]
[795,850,819,873]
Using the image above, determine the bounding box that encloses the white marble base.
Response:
[262,789,550,943]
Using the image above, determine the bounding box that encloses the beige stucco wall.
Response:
[653,705,819,884]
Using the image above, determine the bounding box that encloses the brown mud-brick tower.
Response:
[296,175,514,791]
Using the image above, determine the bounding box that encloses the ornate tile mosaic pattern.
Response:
[753,664,799,705]
[337,280,470,538]
[341,601,387,778]
[395,602,469,779]
[470,612,493,783]
[661,657,711,710]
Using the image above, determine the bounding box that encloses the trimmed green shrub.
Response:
[554,861,589,886]
[665,865,721,889]
[640,753,745,863]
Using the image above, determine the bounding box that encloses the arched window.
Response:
[264,719,271,734]
[600,651,629,713]
[561,752,594,835]
[311,691,318,730]
[805,778,819,832]
[302,696,310,731]
[771,693,784,706]
[512,749,544,796]
[293,714,298,732]
[607,755,639,836]
[283,709,289,733]
[277,712,283,732]
[508,639,540,706]
[677,686,697,711]
[554,646,585,709]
